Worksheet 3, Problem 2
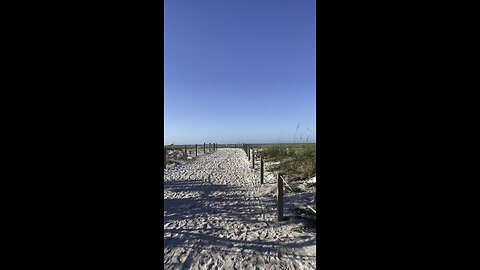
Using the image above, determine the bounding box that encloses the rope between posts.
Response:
[279,174,295,193]
[306,205,316,214]
[279,174,316,215]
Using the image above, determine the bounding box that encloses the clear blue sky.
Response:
[164,0,316,145]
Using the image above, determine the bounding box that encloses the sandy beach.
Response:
[164,148,316,269]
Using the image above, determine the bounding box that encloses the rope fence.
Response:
[164,142,220,168]
[164,143,316,221]
[242,144,317,221]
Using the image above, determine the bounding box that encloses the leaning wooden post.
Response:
[277,173,284,221]
[184,145,187,160]
[248,147,250,161]
[252,149,255,168]
[195,144,198,157]
[203,143,206,153]
[164,147,166,169]
[260,158,264,184]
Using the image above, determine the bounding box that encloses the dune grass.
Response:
[256,144,316,181]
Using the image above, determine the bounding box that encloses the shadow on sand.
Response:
[164,178,315,269]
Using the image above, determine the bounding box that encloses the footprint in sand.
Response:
[164,149,316,270]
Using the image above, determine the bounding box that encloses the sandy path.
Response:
[164,148,316,270]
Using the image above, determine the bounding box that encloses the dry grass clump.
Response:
[265,144,316,181]
[259,144,296,162]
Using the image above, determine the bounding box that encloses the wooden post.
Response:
[260,158,264,184]
[248,147,250,161]
[204,143,206,153]
[164,147,166,169]
[277,173,284,221]
[252,149,255,168]
[184,145,187,160]
[195,144,198,157]
[209,143,211,152]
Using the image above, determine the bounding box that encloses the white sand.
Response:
[164,148,316,270]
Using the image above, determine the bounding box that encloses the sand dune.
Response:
[164,148,316,270]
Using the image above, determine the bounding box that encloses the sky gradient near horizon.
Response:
[164,0,316,145]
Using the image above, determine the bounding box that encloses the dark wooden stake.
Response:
[195,144,198,157]
[248,147,250,161]
[204,143,206,153]
[184,145,187,160]
[252,149,255,168]
[277,173,284,221]
[260,158,264,184]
